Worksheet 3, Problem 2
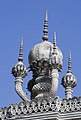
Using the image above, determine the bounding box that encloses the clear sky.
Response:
[0,0,81,108]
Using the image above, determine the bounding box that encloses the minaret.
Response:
[62,52,77,99]
[42,10,48,41]
[12,39,30,102]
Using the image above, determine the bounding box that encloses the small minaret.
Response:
[42,10,48,41]
[62,52,77,99]
[12,39,30,102]
[50,32,62,70]
[12,38,27,78]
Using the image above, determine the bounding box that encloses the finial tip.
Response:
[21,37,23,46]
[69,50,71,59]
[45,9,48,21]
[54,32,56,41]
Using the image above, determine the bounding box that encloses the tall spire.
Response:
[18,38,23,62]
[52,32,57,55]
[68,51,72,73]
[42,10,48,41]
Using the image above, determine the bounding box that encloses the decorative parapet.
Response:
[0,96,81,119]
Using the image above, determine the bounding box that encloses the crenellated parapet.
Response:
[1,97,81,120]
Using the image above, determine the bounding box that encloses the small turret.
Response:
[62,52,77,99]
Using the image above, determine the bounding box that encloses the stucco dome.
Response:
[28,41,63,65]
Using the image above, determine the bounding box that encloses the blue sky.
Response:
[0,0,81,107]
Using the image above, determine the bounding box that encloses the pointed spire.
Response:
[67,51,72,73]
[42,10,48,41]
[45,9,48,21]
[52,32,57,55]
[18,37,23,62]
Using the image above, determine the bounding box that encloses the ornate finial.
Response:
[42,10,48,41]
[52,32,57,55]
[18,38,23,62]
[68,51,72,73]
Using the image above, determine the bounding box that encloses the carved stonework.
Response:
[12,61,27,78]
[0,97,81,119]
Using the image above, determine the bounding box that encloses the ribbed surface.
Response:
[32,82,51,93]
